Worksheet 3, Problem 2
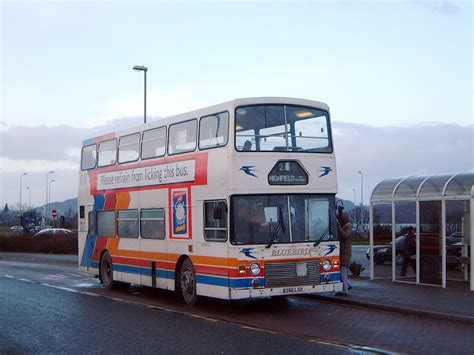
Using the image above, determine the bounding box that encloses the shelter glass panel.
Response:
[394,202,416,283]
[444,173,474,197]
[419,201,442,286]
[371,178,405,202]
[418,174,453,199]
[445,200,470,284]
[372,204,393,279]
[394,176,428,200]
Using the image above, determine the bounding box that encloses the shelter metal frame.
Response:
[369,173,474,291]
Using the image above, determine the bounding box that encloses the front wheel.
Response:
[178,258,198,306]
[100,252,115,289]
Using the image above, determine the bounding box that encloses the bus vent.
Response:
[265,261,320,288]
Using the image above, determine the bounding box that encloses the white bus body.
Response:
[78,97,342,304]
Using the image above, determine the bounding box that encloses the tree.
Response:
[3,204,9,214]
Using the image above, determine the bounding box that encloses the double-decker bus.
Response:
[78,97,342,305]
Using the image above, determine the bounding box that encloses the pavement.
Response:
[1,252,473,325]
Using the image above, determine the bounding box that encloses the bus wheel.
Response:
[178,258,197,306]
[100,252,115,290]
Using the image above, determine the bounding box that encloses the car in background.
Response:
[9,226,24,233]
[366,234,463,268]
[366,236,409,265]
[34,228,73,237]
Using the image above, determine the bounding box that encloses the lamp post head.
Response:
[133,65,148,72]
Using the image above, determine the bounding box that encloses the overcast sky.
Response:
[1,1,472,207]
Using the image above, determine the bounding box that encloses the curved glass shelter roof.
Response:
[370,173,474,203]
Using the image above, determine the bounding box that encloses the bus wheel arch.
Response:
[175,255,198,306]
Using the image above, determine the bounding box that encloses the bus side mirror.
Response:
[213,207,223,220]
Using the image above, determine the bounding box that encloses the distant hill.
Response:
[35,198,78,217]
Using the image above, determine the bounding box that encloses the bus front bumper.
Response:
[229,282,342,299]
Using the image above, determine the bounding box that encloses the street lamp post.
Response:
[49,179,55,227]
[19,172,27,225]
[352,188,356,206]
[45,171,54,228]
[133,65,148,124]
[357,171,364,207]
[357,170,364,233]
[26,187,31,209]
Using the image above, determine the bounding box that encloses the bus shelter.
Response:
[369,173,473,291]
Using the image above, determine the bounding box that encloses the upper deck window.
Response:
[235,105,331,153]
[142,127,166,159]
[168,119,197,155]
[98,139,117,167]
[199,112,229,150]
[81,144,97,170]
[118,133,140,163]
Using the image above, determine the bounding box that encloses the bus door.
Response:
[80,204,96,272]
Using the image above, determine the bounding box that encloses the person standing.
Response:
[400,227,416,277]
[337,211,353,296]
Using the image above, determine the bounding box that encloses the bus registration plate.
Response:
[283,287,304,294]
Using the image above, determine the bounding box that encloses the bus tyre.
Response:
[178,258,198,306]
[100,252,115,290]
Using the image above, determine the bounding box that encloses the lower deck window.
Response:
[97,211,115,237]
[204,201,227,241]
[117,210,139,238]
[141,209,165,239]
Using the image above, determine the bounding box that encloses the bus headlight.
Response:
[249,262,261,275]
[322,259,332,271]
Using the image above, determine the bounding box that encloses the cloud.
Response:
[334,121,474,202]
[0,118,472,206]
[413,1,461,15]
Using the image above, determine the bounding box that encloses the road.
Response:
[1,260,473,354]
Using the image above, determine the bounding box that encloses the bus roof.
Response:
[82,97,329,146]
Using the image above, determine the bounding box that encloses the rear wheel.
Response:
[178,258,197,306]
[100,252,115,289]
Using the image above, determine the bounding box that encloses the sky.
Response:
[0,0,473,208]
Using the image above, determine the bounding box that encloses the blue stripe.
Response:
[320,273,341,283]
[80,235,96,267]
[101,262,338,288]
[113,264,175,280]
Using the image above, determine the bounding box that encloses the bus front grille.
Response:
[264,260,320,288]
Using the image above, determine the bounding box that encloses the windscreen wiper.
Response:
[313,226,330,247]
[266,206,286,248]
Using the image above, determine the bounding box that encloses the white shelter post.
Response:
[369,204,374,280]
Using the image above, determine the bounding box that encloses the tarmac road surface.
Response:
[1,259,473,354]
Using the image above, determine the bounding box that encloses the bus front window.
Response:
[235,104,332,153]
[231,195,290,245]
[231,194,336,245]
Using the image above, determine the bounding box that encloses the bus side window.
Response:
[81,144,97,170]
[97,211,116,237]
[141,209,165,239]
[98,139,117,167]
[199,112,229,150]
[204,201,227,241]
[88,211,96,235]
